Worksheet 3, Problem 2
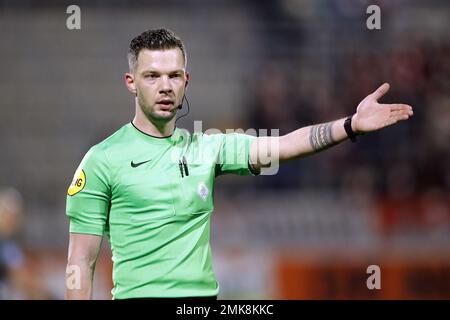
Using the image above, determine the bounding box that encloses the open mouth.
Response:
[156,100,174,111]
[157,99,174,107]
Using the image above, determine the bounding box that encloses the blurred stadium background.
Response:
[0,0,449,299]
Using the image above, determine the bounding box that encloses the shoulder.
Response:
[201,131,256,146]
[192,130,224,144]
[94,123,131,152]
[174,128,221,145]
[187,130,257,150]
[84,123,132,165]
[185,131,226,153]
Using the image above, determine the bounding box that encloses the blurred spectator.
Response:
[0,188,50,299]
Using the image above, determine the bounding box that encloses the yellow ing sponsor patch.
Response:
[68,169,86,196]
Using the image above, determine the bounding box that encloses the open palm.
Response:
[353,83,413,133]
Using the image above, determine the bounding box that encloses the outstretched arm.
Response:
[249,83,413,172]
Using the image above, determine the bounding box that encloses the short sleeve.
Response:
[215,133,258,177]
[66,146,111,236]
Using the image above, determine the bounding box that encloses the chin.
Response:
[151,111,176,121]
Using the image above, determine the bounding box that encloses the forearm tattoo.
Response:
[309,122,337,152]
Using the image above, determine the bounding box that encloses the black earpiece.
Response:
[175,94,190,124]
[178,81,188,109]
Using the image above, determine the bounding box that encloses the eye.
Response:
[144,73,158,79]
[169,73,181,79]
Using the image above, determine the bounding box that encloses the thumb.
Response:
[372,83,390,100]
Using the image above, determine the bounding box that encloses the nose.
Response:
[159,75,173,94]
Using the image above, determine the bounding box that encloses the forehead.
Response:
[136,48,185,72]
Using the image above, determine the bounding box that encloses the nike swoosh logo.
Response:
[130,159,151,168]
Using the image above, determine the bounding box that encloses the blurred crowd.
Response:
[0,188,50,299]
[245,39,450,235]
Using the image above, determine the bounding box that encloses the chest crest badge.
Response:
[197,182,209,201]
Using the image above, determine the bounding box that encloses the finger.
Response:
[389,104,412,111]
[389,113,411,122]
[390,109,413,118]
[372,83,390,100]
[388,104,414,116]
[390,110,406,117]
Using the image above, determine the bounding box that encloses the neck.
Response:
[132,104,176,137]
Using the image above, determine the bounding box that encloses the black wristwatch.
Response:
[344,115,359,142]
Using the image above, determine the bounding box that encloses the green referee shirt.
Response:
[66,122,257,299]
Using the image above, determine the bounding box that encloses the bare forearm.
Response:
[278,116,353,162]
[65,233,102,300]
[65,260,95,299]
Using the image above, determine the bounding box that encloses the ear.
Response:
[185,72,190,87]
[125,72,137,94]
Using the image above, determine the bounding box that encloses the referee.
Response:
[65,29,413,299]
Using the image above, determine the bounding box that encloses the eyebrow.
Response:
[140,69,185,75]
